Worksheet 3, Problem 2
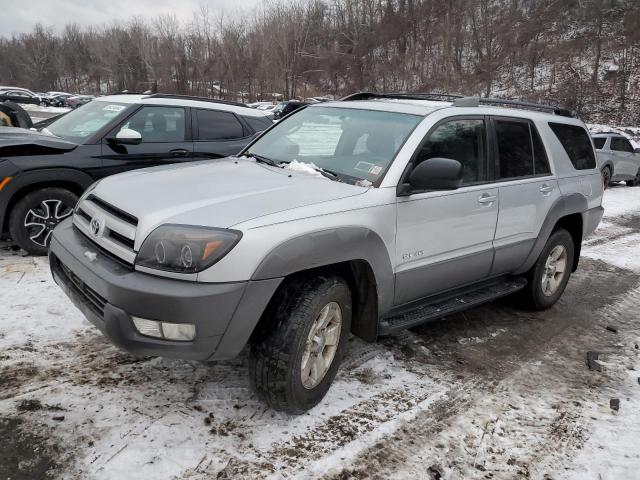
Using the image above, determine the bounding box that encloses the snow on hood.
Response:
[91,157,367,244]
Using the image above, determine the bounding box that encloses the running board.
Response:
[379,277,527,334]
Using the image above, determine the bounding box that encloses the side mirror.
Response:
[407,157,463,192]
[114,128,142,145]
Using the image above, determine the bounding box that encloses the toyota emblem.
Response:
[89,217,102,237]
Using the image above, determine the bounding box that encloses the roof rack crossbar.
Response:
[144,93,248,108]
[341,91,463,103]
[453,97,575,118]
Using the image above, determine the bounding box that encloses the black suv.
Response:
[0,93,273,254]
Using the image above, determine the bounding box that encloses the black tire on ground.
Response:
[626,169,640,187]
[9,187,78,256]
[522,228,575,311]
[249,275,352,414]
[601,167,611,190]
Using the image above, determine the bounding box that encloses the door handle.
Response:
[170,149,190,157]
[539,184,554,194]
[478,193,497,204]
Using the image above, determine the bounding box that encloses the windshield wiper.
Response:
[244,152,280,168]
[308,165,341,181]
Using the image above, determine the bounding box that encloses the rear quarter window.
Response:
[244,115,272,133]
[593,137,606,150]
[548,123,596,170]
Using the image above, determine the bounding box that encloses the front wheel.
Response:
[522,229,575,310]
[249,275,352,414]
[9,187,78,255]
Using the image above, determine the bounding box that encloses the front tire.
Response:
[9,187,78,255]
[523,229,575,310]
[249,275,352,414]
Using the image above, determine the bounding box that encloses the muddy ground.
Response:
[1,186,639,480]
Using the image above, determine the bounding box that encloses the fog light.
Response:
[131,317,196,341]
[161,322,196,341]
[132,317,162,338]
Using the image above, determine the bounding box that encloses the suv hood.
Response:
[0,126,77,156]
[92,157,368,235]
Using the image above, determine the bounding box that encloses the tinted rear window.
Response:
[593,137,606,150]
[548,123,596,170]
[197,109,244,140]
[244,115,272,133]
[496,120,533,178]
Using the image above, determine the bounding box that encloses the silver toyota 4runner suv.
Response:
[50,93,604,413]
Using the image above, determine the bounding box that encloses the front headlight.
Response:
[136,224,242,274]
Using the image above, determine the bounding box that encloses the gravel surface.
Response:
[1,185,639,480]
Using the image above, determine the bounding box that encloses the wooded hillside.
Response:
[0,0,638,124]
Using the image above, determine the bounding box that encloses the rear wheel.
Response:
[9,187,77,255]
[601,167,611,190]
[522,229,575,310]
[626,169,640,187]
[249,275,352,414]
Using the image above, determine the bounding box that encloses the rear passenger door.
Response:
[192,109,253,159]
[490,117,560,275]
[610,136,637,177]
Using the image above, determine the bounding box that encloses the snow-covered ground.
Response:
[2,187,640,479]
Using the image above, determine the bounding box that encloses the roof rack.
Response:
[144,93,248,108]
[341,91,464,103]
[453,97,575,118]
[591,131,622,136]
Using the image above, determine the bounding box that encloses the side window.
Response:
[197,109,244,140]
[495,119,533,178]
[244,115,271,133]
[593,137,606,150]
[611,137,634,153]
[416,119,487,184]
[548,123,596,170]
[122,106,186,143]
[532,124,551,175]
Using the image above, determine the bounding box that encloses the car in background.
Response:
[0,89,44,106]
[247,101,274,109]
[0,93,273,254]
[272,100,310,120]
[44,92,74,107]
[592,132,640,187]
[65,95,95,109]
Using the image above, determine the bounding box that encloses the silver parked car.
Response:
[593,132,640,187]
[49,93,603,413]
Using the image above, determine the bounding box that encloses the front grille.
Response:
[54,257,106,317]
[73,195,138,265]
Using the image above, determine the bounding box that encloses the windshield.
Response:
[247,106,422,184]
[45,101,129,142]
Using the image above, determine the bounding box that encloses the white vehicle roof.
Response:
[97,94,271,118]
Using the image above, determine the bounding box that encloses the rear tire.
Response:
[626,169,640,187]
[249,275,352,414]
[522,229,575,310]
[9,187,77,255]
[601,167,611,190]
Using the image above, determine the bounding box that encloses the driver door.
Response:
[394,116,498,305]
[99,106,193,177]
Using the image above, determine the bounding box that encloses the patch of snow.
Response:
[282,160,325,178]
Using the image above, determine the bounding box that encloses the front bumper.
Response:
[49,218,282,361]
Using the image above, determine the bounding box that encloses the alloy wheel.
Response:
[23,199,73,247]
[541,245,568,296]
[301,301,342,389]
